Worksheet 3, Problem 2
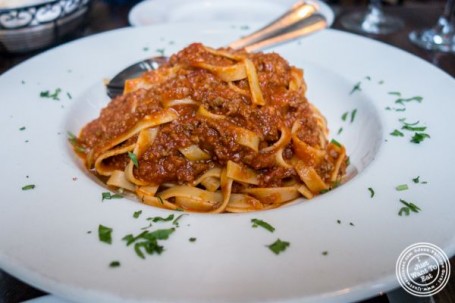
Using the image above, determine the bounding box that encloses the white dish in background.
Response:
[128,0,334,27]
[1,23,455,303]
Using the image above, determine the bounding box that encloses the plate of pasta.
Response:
[0,22,454,303]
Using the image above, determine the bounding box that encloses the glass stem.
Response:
[442,0,454,22]
[368,0,384,17]
[437,0,455,34]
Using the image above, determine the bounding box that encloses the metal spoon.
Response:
[106,0,327,98]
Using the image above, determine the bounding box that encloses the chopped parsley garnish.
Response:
[411,132,431,144]
[330,139,342,147]
[337,127,343,135]
[251,218,275,233]
[349,222,355,226]
[395,184,409,191]
[398,199,421,216]
[67,131,86,153]
[267,239,290,255]
[133,210,142,218]
[394,119,430,144]
[412,176,428,184]
[350,109,357,123]
[66,92,72,100]
[102,192,123,201]
[19,126,26,131]
[402,124,426,132]
[128,152,139,168]
[156,48,165,56]
[341,112,349,121]
[109,261,121,268]
[388,91,401,96]
[122,228,175,259]
[350,82,362,95]
[189,237,197,242]
[40,88,62,100]
[148,214,174,223]
[21,184,35,190]
[390,129,404,137]
[322,251,328,256]
[337,219,341,224]
[368,187,375,198]
[172,214,186,226]
[98,224,113,244]
[395,96,423,106]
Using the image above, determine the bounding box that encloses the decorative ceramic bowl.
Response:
[0,0,91,53]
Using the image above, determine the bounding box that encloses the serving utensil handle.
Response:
[228,1,327,51]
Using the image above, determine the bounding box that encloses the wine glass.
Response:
[409,0,454,52]
[340,0,404,35]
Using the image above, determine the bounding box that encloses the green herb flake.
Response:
[21,184,35,191]
[349,222,355,226]
[98,224,113,244]
[395,96,423,105]
[102,192,123,201]
[395,184,409,191]
[148,214,174,223]
[390,129,404,137]
[322,251,328,256]
[40,88,62,101]
[337,219,341,224]
[350,82,362,95]
[133,210,142,218]
[240,25,250,30]
[268,239,290,255]
[66,92,72,100]
[341,112,349,121]
[109,261,121,268]
[388,91,401,96]
[156,48,165,56]
[251,218,275,233]
[123,228,175,259]
[172,214,186,226]
[330,139,342,147]
[402,125,426,132]
[410,132,430,144]
[67,131,86,153]
[128,152,139,168]
[398,199,421,216]
[350,109,357,123]
[368,187,375,198]
[189,237,197,242]
[337,127,343,135]
[19,126,26,131]
[412,176,428,184]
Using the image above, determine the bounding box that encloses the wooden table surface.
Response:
[0,1,454,302]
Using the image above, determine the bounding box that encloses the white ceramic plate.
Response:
[128,0,334,27]
[1,23,454,303]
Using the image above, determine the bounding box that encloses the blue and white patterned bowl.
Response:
[0,0,91,53]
